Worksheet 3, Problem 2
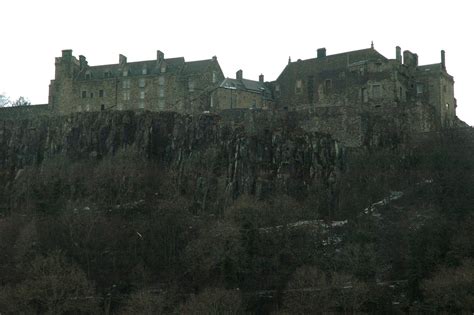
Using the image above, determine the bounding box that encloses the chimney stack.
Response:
[236,69,243,80]
[79,55,88,69]
[119,54,127,65]
[62,49,72,58]
[259,74,264,83]
[157,50,164,62]
[396,46,402,63]
[317,48,326,58]
[441,50,446,69]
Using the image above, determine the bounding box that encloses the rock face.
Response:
[0,111,344,207]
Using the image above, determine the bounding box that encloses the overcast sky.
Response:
[1,0,472,125]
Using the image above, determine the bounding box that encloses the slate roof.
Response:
[78,56,214,80]
[417,63,442,72]
[277,48,388,80]
[219,77,272,99]
[182,59,215,76]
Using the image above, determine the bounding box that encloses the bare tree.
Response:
[11,96,31,107]
[0,93,10,107]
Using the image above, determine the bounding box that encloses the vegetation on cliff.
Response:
[0,112,472,313]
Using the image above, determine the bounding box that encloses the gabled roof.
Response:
[78,56,216,80]
[219,77,272,100]
[220,78,267,93]
[182,59,215,76]
[277,48,388,80]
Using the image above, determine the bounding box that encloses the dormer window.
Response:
[188,80,195,92]
[85,71,91,79]
[123,70,129,77]
[160,64,166,73]
[142,68,147,75]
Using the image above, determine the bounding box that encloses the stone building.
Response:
[270,45,457,146]
[0,44,459,148]
[211,70,273,110]
[273,45,456,129]
[49,50,225,114]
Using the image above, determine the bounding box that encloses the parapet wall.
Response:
[0,104,52,120]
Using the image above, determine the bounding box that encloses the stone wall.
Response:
[0,105,52,120]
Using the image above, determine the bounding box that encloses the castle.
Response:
[1,44,459,146]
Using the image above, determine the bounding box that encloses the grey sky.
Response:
[1,0,472,125]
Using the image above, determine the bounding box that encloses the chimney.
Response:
[441,50,446,69]
[403,50,418,67]
[317,48,326,58]
[236,69,243,80]
[396,46,402,63]
[212,55,217,62]
[62,49,72,58]
[259,74,264,83]
[79,55,88,69]
[119,54,127,65]
[157,50,164,62]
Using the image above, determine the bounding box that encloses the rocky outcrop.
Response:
[0,110,344,206]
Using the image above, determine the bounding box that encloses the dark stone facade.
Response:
[0,45,461,148]
[49,50,225,115]
[270,46,457,146]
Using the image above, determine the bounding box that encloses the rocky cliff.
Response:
[0,110,344,211]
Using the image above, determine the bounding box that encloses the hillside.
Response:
[0,111,472,314]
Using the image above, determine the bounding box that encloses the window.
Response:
[212,71,217,83]
[158,76,165,86]
[86,104,90,112]
[372,84,381,98]
[159,87,165,98]
[81,91,87,98]
[416,84,424,95]
[160,64,166,73]
[399,87,403,100]
[139,101,145,109]
[142,68,147,75]
[140,91,145,99]
[139,78,146,88]
[158,100,165,110]
[443,85,447,93]
[123,90,130,101]
[85,72,91,80]
[99,90,104,97]
[90,92,94,98]
[295,80,302,94]
[122,79,130,89]
[361,88,368,103]
[188,80,195,92]
[104,71,111,78]
[275,84,280,92]
[123,70,129,77]
[101,104,105,111]
[445,103,449,109]
[324,79,332,92]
